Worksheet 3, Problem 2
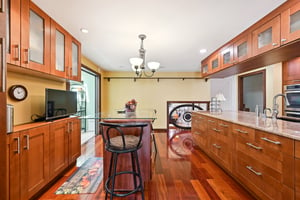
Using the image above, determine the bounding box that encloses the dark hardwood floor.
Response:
[38,130,255,200]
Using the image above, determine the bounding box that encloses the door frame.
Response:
[238,69,266,111]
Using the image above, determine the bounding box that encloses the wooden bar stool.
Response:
[100,122,148,200]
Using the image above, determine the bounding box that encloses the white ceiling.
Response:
[32,0,286,72]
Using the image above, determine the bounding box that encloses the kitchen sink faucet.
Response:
[272,94,290,119]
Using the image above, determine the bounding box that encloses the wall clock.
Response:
[9,85,28,101]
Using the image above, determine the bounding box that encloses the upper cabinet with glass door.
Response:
[50,19,68,78]
[67,37,81,82]
[21,1,51,72]
[252,15,280,56]
[6,0,21,66]
[220,44,233,68]
[281,2,300,45]
[233,33,252,63]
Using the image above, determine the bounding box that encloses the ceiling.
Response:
[32,0,286,73]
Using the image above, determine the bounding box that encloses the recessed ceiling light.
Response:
[200,49,207,54]
[80,28,89,33]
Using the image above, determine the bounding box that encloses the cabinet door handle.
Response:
[208,120,215,123]
[212,143,221,149]
[194,131,201,135]
[272,43,278,46]
[14,137,20,154]
[246,142,262,150]
[281,38,287,43]
[261,137,281,145]
[24,48,29,64]
[219,123,228,127]
[1,38,5,92]
[212,128,220,132]
[15,44,20,61]
[246,166,262,176]
[24,135,30,150]
[235,129,248,134]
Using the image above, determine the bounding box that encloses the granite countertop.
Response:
[193,111,300,141]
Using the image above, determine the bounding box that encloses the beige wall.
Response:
[7,66,66,125]
[102,72,210,129]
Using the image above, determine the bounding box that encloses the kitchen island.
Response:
[83,110,156,189]
[192,111,300,200]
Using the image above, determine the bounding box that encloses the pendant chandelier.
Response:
[129,34,160,77]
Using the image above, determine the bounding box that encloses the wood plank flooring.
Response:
[38,131,255,200]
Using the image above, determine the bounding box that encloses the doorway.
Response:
[71,66,100,144]
[238,70,266,112]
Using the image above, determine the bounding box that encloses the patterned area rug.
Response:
[55,157,103,194]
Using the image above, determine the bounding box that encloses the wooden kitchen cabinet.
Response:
[252,15,281,56]
[68,37,81,81]
[281,2,300,45]
[201,58,209,77]
[50,19,69,78]
[208,52,220,73]
[49,117,81,179]
[296,141,300,199]
[6,0,21,66]
[220,44,233,69]
[283,56,300,85]
[68,117,81,163]
[7,0,51,71]
[233,33,252,63]
[191,113,208,151]
[8,125,50,200]
[208,118,232,171]
[50,20,81,81]
[234,126,294,200]
[21,1,51,72]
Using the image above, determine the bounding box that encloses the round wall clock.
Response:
[9,85,28,101]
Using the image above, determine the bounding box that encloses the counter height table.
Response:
[82,109,157,189]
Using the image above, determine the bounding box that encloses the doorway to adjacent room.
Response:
[71,66,100,144]
[238,70,266,112]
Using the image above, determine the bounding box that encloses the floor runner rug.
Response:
[55,157,103,194]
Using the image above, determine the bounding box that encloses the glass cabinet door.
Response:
[252,15,280,56]
[281,2,300,44]
[233,34,251,63]
[50,20,68,78]
[220,45,233,68]
[21,1,50,72]
[209,52,220,73]
[68,38,81,81]
[29,10,44,64]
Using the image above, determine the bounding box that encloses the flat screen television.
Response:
[45,88,77,121]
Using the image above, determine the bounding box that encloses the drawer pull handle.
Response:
[246,166,262,176]
[14,137,20,154]
[246,142,262,150]
[212,128,220,132]
[194,131,201,135]
[235,129,248,134]
[261,137,281,145]
[212,144,221,149]
[219,123,228,127]
[24,135,30,150]
[208,120,215,123]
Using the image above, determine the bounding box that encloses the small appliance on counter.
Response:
[7,104,14,133]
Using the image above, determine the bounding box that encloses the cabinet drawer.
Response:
[296,158,300,200]
[232,123,255,141]
[256,130,294,157]
[210,136,232,170]
[236,151,294,200]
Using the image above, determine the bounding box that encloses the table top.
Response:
[80,109,157,121]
